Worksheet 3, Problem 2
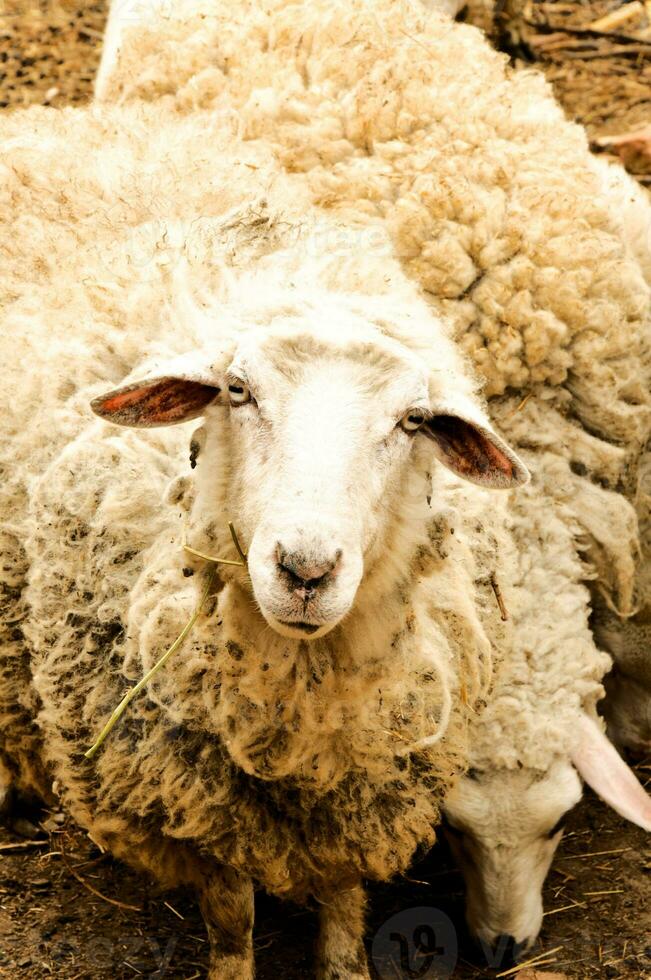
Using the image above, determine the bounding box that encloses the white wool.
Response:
[94,0,651,619]
[0,101,517,904]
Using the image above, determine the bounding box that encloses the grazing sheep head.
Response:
[92,295,528,640]
[442,760,581,961]
[443,714,651,961]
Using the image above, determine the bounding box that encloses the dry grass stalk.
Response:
[588,1,644,32]
[84,524,248,760]
[0,839,48,851]
[59,835,141,912]
[584,888,623,895]
[495,944,564,977]
[490,573,509,621]
[543,900,587,916]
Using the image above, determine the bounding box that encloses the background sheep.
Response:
[583,156,651,757]
[93,0,651,709]
[442,467,651,957]
[0,99,533,978]
[425,0,651,763]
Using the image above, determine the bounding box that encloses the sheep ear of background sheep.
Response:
[570,714,651,831]
[91,368,529,489]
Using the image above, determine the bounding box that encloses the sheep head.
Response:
[442,713,651,962]
[442,760,582,961]
[92,305,527,640]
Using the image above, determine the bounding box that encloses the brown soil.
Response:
[0,785,650,979]
[1,2,650,978]
[473,0,651,182]
[0,2,104,109]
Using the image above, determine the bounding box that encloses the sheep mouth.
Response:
[279,620,321,635]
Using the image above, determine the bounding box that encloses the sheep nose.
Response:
[490,935,525,968]
[276,544,342,596]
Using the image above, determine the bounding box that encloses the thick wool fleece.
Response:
[467,460,611,772]
[96,0,651,615]
[586,167,651,747]
[1,102,515,899]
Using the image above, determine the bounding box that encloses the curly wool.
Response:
[0,101,516,899]
[466,456,612,772]
[101,0,651,430]
[25,435,479,895]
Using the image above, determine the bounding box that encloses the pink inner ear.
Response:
[92,378,219,427]
[427,415,515,481]
[571,714,651,832]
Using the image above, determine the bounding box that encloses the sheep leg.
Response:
[198,866,255,980]
[316,882,371,979]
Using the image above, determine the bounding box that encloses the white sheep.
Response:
[438,145,651,960]
[92,0,651,956]
[442,457,651,957]
[584,157,651,756]
[0,100,533,979]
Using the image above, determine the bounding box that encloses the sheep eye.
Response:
[401,411,427,433]
[228,382,251,406]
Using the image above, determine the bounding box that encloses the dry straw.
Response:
[84,523,247,760]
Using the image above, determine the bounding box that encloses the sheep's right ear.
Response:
[91,376,221,428]
[571,713,651,832]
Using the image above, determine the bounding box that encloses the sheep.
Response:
[583,158,651,756]
[91,0,651,953]
[441,461,651,957]
[410,4,651,760]
[95,0,651,625]
[445,149,651,955]
[0,98,535,978]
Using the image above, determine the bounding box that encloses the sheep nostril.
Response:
[275,545,342,593]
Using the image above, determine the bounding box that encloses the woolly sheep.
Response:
[93,0,651,953]
[436,156,651,967]
[0,100,535,978]
[585,157,651,755]
[442,459,651,957]
[413,2,651,759]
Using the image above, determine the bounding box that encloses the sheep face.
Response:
[92,313,527,640]
[220,327,434,639]
[442,761,581,958]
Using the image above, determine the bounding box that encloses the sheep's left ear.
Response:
[422,413,529,489]
[571,713,651,831]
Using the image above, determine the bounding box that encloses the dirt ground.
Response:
[1,1,650,978]
[0,787,649,979]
